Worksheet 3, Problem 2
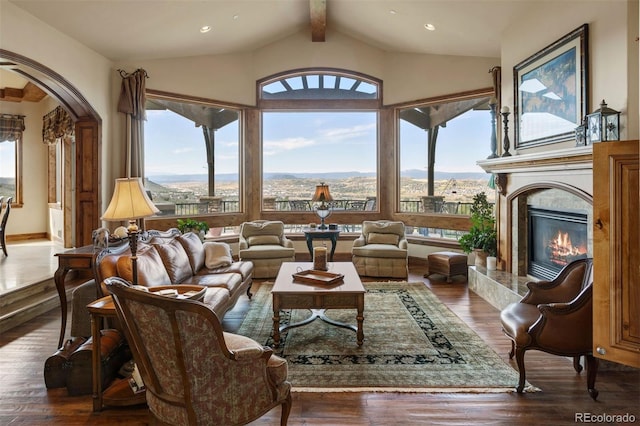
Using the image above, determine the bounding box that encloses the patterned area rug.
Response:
[237,282,536,393]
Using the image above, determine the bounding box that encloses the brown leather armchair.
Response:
[500,258,598,399]
[106,278,292,425]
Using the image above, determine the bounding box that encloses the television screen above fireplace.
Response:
[528,207,588,280]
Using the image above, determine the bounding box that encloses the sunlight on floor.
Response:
[0,240,63,294]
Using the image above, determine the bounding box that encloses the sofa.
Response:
[238,220,295,279]
[352,220,409,278]
[95,229,254,318]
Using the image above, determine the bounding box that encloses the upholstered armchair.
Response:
[105,278,292,426]
[238,220,295,279]
[351,220,408,278]
[500,258,598,399]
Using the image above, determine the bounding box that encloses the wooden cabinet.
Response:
[593,139,640,368]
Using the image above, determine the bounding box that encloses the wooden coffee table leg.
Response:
[272,294,281,347]
[356,293,364,346]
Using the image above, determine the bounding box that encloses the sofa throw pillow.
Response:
[367,232,399,245]
[246,235,281,246]
[204,242,233,269]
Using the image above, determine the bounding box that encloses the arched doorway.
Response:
[0,49,101,247]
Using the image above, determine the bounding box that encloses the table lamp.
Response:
[101,177,159,286]
[312,183,333,230]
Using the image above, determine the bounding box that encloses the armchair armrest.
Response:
[281,236,294,248]
[529,285,593,352]
[352,236,366,247]
[398,238,408,250]
[238,235,249,250]
[230,345,272,361]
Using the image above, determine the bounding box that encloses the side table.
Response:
[87,285,206,412]
[303,228,340,261]
[54,245,99,349]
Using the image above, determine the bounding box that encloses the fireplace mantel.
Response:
[477,146,592,174]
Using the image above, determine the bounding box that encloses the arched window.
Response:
[258,69,381,229]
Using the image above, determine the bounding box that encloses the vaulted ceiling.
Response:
[7,0,531,61]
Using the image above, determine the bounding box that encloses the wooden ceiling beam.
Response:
[0,83,47,103]
[22,82,47,102]
[310,0,326,42]
[0,87,23,102]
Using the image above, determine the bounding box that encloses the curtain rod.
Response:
[117,68,149,79]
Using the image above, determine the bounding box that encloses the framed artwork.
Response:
[514,24,588,148]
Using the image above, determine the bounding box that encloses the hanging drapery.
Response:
[489,66,501,105]
[117,68,148,178]
[0,114,25,143]
[42,106,74,145]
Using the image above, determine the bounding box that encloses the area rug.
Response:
[236,282,537,393]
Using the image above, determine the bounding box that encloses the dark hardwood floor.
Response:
[1,265,638,425]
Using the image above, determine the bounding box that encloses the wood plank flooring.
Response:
[1,266,638,425]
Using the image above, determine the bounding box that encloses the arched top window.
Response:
[258,68,381,109]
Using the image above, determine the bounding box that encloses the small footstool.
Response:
[425,251,468,283]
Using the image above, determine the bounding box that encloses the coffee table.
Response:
[271,262,365,347]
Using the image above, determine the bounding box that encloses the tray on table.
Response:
[292,269,344,285]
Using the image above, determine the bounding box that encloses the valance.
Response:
[42,106,74,145]
[0,114,25,143]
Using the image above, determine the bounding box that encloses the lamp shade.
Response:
[312,183,333,203]
[102,177,159,221]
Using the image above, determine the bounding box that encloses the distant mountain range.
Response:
[147,169,489,183]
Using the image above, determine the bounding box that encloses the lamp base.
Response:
[319,218,327,230]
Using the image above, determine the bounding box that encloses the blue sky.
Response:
[144,109,492,177]
[0,141,15,178]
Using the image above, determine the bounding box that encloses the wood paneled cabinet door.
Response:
[593,139,640,368]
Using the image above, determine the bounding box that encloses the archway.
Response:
[0,49,101,247]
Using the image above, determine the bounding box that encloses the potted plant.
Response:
[458,192,497,267]
[176,218,209,240]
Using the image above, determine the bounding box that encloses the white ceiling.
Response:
[8,0,533,62]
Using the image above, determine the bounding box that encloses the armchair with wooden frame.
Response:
[500,257,598,399]
[105,278,292,425]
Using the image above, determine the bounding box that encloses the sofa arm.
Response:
[238,236,249,250]
[398,238,408,250]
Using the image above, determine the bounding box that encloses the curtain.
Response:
[0,114,25,142]
[117,68,148,178]
[42,106,74,145]
[489,66,501,105]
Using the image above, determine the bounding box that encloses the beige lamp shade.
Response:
[102,178,159,222]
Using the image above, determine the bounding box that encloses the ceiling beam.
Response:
[310,0,326,42]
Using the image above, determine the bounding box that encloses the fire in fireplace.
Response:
[528,207,588,280]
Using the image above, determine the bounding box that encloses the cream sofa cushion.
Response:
[367,232,399,245]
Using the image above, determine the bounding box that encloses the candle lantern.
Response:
[586,100,621,144]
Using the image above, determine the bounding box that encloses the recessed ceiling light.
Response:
[389,9,397,14]
[200,25,212,33]
[424,23,436,31]
[233,14,239,20]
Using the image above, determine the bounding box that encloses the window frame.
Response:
[143,89,246,222]
[0,137,23,207]
[257,68,383,226]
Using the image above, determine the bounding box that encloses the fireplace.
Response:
[527,207,588,280]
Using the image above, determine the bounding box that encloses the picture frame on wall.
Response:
[514,24,589,149]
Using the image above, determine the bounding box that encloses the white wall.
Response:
[115,28,499,107]
[0,0,116,232]
[0,101,49,235]
[501,0,637,154]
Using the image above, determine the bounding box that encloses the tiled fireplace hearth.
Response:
[470,145,593,309]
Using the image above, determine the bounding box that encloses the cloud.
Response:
[320,123,376,141]
[263,137,315,156]
[172,147,195,154]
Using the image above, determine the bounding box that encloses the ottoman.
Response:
[425,251,468,282]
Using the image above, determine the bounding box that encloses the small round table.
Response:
[303,228,340,261]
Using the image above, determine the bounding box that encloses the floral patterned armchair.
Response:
[106,278,292,425]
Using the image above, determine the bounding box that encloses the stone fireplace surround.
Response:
[469,145,593,310]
